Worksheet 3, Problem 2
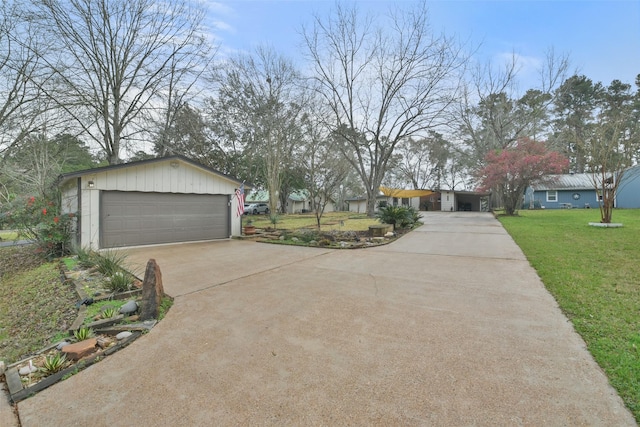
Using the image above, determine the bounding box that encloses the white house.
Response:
[57,155,247,250]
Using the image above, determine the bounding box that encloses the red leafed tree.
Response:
[477,138,569,215]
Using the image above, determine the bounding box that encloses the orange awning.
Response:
[379,186,435,198]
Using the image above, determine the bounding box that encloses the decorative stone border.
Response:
[5,332,141,403]
[588,222,624,228]
[3,264,168,403]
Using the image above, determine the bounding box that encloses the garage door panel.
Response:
[100,192,229,248]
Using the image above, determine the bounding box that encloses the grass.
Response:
[0,230,19,241]
[498,209,640,421]
[243,211,378,231]
[0,246,78,364]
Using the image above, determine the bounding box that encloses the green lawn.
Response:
[0,230,19,241]
[498,209,640,421]
[243,211,378,232]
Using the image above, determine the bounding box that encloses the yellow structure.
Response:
[379,186,435,198]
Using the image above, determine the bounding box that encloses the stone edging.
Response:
[4,266,162,404]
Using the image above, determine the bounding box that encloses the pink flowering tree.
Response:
[477,138,569,215]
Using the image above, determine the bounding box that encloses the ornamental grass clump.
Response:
[106,271,133,292]
[94,250,128,277]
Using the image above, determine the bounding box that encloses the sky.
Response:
[205,0,640,91]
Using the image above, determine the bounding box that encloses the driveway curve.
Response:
[18,212,635,426]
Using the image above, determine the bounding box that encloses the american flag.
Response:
[236,184,245,217]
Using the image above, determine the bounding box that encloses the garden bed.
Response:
[3,256,171,403]
[253,225,413,249]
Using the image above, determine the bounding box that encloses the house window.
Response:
[546,190,558,202]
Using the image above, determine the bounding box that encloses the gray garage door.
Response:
[100,191,229,248]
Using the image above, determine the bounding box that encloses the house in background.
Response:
[57,155,247,250]
[616,165,640,208]
[347,188,489,212]
[245,189,336,214]
[524,173,597,209]
[346,195,390,213]
[440,190,491,212]
[525,168,640,210]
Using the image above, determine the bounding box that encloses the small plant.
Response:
[157,296,174,321]
[106,271,132,292]
[62,367,79,380]
[375,205,417,229]
[73,326,94,341]
[269,213,280,229]
[41,353,67,374]
[94,249,128,277]
[74,246,97,269]
[101,307,117,318]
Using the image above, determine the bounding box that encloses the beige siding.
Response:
[62,158,244,250]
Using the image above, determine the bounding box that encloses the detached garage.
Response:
[57,155,247,250]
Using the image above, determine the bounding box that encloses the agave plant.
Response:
[73,326,94,341]
[102,307,117,318]
[41,353,67,374]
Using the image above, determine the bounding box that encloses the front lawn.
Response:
[243,211,378,231]
[0,246,78,364]
[498,209,640,422]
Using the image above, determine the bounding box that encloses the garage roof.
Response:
[56,154,250,188]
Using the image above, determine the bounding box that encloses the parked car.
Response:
[245,203,270,215]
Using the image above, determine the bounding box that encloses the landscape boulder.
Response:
[139,259,165,321]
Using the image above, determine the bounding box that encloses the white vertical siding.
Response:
[61,158,244,249]
[441,191,455,211]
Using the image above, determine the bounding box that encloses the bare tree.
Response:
[301,110,351,228]
[456,50,570,173]
[211,46,306,214]
[35,0,212,164]
[0,1,52,160]
[303,2,466,216]
[152,41,217,158]
[584,79,640,223]
[393,132,451,190]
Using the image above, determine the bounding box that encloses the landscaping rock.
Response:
[18,362,37,376]
[119,300,138,315]
[116,331,132,340]
[279,235,285,240]
[61,338,97,361]
[139,259,164,321]
[56,341,71,350]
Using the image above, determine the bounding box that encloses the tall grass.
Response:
[499,209,640,421]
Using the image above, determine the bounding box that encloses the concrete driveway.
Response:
[18,212,635,425]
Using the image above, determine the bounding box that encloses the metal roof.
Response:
[531,174,595,191]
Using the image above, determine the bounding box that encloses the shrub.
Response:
[106,271,133,292]
[94,249,128,277]
[375,205,418,229]
[4,193,76,259]
[74,246,97,269]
